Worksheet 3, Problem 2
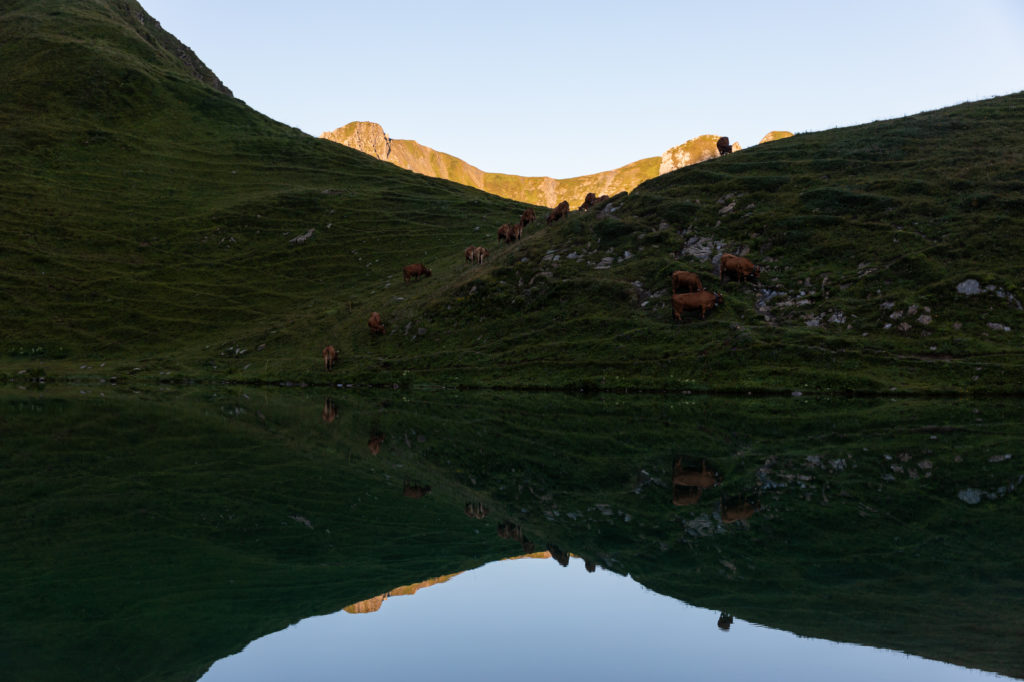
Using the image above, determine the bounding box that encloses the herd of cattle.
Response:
[321,147,761,370]
[670,252,760,321]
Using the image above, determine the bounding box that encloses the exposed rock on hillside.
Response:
[321,123,790,207]
[759,130,794,144]
[659,134,737,174]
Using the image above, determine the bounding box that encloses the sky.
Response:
[141,0,1024,179]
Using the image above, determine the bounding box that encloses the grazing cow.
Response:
[403,263,431,282]
[509,222,523,242]
[402,482,431,499]
[672,291,724,321]
[721,495,760,524]
[720,253,759,283]
[717,136,733,156]
[673,459,721,488]
[546,200,570,224]
[474,246,489,264]
[520,207,536,226]
[322,398,338,423]
[497,223,513,243]
[368,311,385,334]
[322,345,338,370]
[671,269,703,293]
[579,192,599,212]
[465,246,476,262]
[368,433,385,455]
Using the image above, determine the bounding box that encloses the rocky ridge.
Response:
[321,122,792,207]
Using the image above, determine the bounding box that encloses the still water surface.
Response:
[202,556,1008,682]
[1,388,1021,681]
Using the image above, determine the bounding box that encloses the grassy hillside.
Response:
[1,0,1022,394]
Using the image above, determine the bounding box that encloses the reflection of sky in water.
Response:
[201,557,1009,682]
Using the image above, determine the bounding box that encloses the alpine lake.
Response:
[1,385,1021,681]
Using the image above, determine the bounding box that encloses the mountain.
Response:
[321,122,792,207]
[1,0,1023,393]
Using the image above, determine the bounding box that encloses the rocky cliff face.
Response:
[321,124,790,207]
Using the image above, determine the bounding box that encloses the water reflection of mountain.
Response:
[342,553,552,614]
[1,388,1021,681]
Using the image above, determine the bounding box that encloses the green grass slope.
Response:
[0,0,532,376]
[2,0,1022,393]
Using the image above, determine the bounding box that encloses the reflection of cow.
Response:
[368,433,384,455]
[464,502,488,519]
[672,485,704,506]
[548,545,570,567]
[584,559,596,573]
[721,495,760,523]
[322,398,338,423]
[673,459,721,488]
[718,613,734,631]
[546,200,570,224]
[322,345,338,370]
[497,521,535,553]
[716,136,732,156]
[403,482,431,498]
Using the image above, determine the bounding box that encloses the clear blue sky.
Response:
[142,0,1024,179]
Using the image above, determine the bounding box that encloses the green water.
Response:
[1,387,1021,681]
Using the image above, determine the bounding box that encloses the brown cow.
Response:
[465,246,476,263]
[509,222,523,242]
[672,291,724,320]
[497,223,513,243]
[717,136,733,156]
[403,263,432,281]
[368,311,385,334]
[520,207,536,226]
[579,192,598,212]
[322,345,338,370]
[671,269,703,293]
[721,495,759,524]
[474,246,489,264]
[403,482,431,499]
[720,253,759,283]
[546,200,570,224]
